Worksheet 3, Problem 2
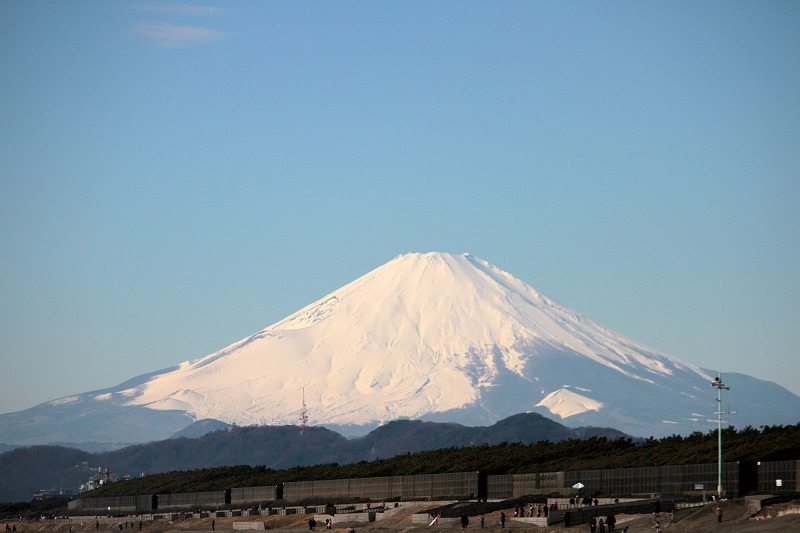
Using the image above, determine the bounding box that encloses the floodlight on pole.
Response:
[711,374,730,499]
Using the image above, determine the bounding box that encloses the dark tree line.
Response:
[83,424,799,498]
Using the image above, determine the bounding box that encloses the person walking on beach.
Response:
[606,513,615,532]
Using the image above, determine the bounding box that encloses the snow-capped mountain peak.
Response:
[3,252,798,443]
[116,252,739,433]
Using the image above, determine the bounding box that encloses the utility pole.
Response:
[299,386,308,434]
[711,374,730,499]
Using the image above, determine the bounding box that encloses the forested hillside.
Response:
[85,424,800,498]
[0,413,627,503]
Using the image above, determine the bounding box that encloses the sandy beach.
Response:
[5,499,799,533]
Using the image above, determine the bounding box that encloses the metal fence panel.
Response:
[349,477,391,499]
[420,472,478,499]
[487,475,513,500]
[392,475,417,500]
[283,481,316,502]
[158,491,227,509]
[758,460,798,494]
[231,486,278,504]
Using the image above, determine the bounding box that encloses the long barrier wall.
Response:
[563,462,740,498]
[68,460,798,514]
[68,495,154,513]
[283,472,479,502]
[158,491,229,510]
[487,462,742,499]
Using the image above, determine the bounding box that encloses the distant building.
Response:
[80,467,113,493]
[33,488,74,500]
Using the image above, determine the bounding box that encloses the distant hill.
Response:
[47,442,135,453]
[63,423,800,501]
[0,446,91,504]
[0,443,15,454]
[0,413,625,502]
[170,418,231,439]
[346,413,626,458]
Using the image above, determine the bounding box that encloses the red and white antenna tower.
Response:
[299,386,308,434]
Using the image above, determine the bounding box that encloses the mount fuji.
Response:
[2,252,798,445]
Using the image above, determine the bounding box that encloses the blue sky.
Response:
[2,1,799,416]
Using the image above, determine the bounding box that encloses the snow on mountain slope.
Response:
[118,253,700,427]
[537,388,604,418]
[3,252,798,443]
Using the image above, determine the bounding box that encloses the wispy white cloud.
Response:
[135,22,229,47]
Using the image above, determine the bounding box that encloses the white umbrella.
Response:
[572,482,585,489]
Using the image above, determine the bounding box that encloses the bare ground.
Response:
[6,499,800,533]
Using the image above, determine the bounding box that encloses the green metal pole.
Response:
[717,383,722,498]
[711,374,729,499]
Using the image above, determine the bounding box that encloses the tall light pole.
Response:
[711,374,730,499]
